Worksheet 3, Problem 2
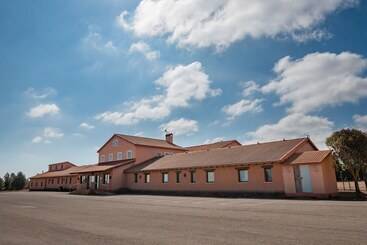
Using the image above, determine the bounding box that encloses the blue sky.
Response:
[1,0,367,177]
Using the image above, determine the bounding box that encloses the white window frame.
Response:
[89,175,95,185]
[264,167,273,183]
[100,155,105,163]
[145,173,150,183]
[104,174,110,184]
[108,153,113,161]
[117,152,123,160]
[162,172,169,183]
[127,150,133,159]
[238,169,249,182]
[206,170,215,183]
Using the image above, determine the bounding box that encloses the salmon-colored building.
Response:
[29,133,337,197]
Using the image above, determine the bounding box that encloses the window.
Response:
[103,174,110,184]
[264,167,273,182]
[190,171,196,183]
[238,169,249,182]
[144,173,150,183]
[69,177,72,184]
[81,176,86,184]
[117,152,123,160]
[100,155,105,163]
[134,173,138,183]
[162,172,169,183]
[89,176,95,185]
[112,138,119,146]
[127,150,133,159]
[108,153,113,161]
[206,170,215,183]
[176,171,181,183]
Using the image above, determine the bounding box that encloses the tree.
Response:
[4,173,10,190]
[13,172,27,190]
[9,173,16,190]
[0,177,4,191]
[326,129,367,194]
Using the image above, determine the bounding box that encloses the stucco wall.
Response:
[98,135,185,164]
[126,164,285,193]
[321,156,337,194]
[135,146,185,164]
[29,176,78,190]
[98,136,137,163]
[282,156,337,195]
[282,165,296,194]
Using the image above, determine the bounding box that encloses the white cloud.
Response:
[116,11,131,31]
[32,127,64,144]
[118,0,357,50]
[160,118,199,136]
[82,30,119,55]
[291,29,333,43]
[241,81,260,97]
[96,62,221,125]
[24,87,57,99]
[222,99,262,120]
[43,127,64,139]
[246,113,334,148]
[204,137,225,144]
[80,122,95,130]
[262,52,367,113]
[129,41,160,61]
[353,114,367,131]
[27,104,60,118]
[32,136,43,144]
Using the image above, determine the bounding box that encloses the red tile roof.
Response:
[30,165,91,179]
[186,140,241,151]
[125,156,163,173]
[140,138,309,171]
[48,161,75,166]
[70,159,135,174]
[285,150,331,165]
[97,134,185,152]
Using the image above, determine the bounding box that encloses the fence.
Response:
[337,181,366,192]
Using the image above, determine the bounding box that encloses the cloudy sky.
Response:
[1,0,367,177]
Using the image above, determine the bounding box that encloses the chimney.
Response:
[165,133,173,144]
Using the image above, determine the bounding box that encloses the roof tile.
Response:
[285,150,331,165]
[186,140,241,151]
[141,138,307,171]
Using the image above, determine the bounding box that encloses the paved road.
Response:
[0,192,366,245]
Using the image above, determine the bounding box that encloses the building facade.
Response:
[29,134,337,197]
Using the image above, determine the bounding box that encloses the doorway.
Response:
[294,165,313,193]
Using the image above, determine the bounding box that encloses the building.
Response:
[29,133,337,197]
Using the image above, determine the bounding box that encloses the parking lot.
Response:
[0,191,366,245]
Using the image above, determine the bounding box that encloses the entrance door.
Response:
[293,166,303,193]
[299,165,312,193]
